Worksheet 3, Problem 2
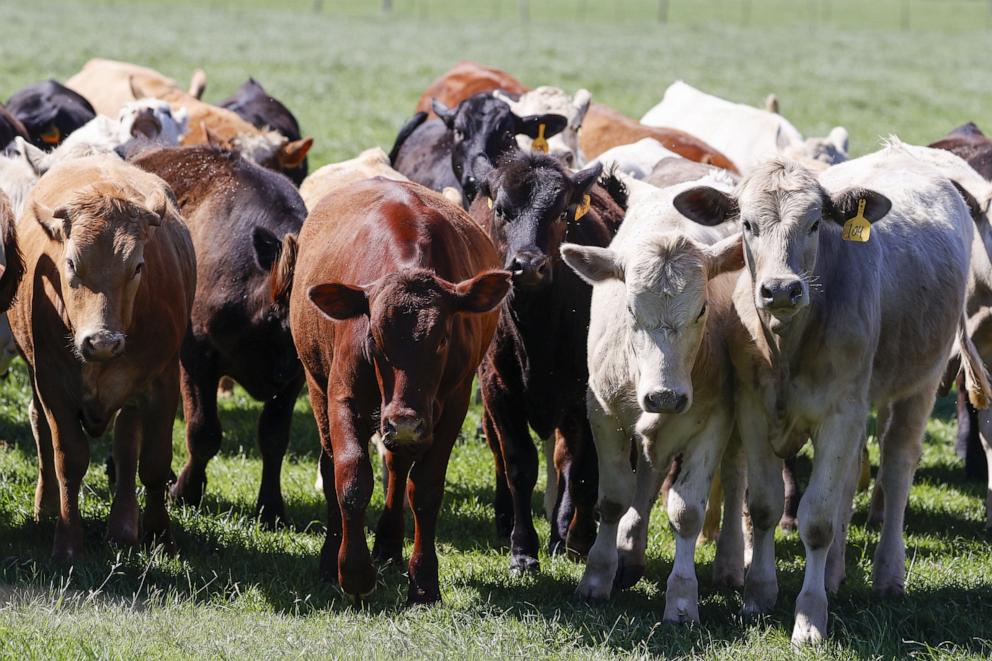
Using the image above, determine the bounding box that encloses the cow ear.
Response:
[572,89,592,128]
[824,188,891,226]
[252,227,282,271]
[203,124,225,149]
[454,269,511,314]
[308,283,369,320]
[33,202,71,241]
[516,113,568,140]
[705,234,744,278]
[142,188,168,227]
[16,137,47,176]
[432,99,456,128]
[278,137,313,170]
[569,162,603,198]
[129,75,148,101]
[950,181,984,224]
[560,243,623,284]
[673,186,739,226]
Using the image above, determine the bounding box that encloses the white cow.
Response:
[641,81,848,174]
[561,173,745,622]
[494,86,592,168]
[673,144,986,645]
[590,137,682,180]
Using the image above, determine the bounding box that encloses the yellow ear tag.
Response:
[531,123,549,154]
[40,125,61,145]
[842,198,871,243]
[487,197,493,209]
[573,194,591,221]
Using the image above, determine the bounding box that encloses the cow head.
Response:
[432,93,567,204]
[672,159,891,331]
[31,181,168,361]
[495,86,592,169]
[479,153,602,291]
[563,233,742,415]
[308,268,509,454]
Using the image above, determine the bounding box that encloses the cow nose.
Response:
[509,252,550,285]
[642,389,689,414]
[382,415,427,448]
[80,330,125,361]
[759,278,805,309]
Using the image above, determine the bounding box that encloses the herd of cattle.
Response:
[1,58,992,646]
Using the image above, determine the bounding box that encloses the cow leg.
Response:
[172,346,221,507]
[978,410,992,529]
[956,372,987,481]
[405,391,468,605]
[738,400,783,616]
[871,389,932,596]
[792,412,865,647]
[867,404,891,526]
[138,368,180,550]
[373,449,412,567]
[107,404,141,546]
[826,433,863,593]
[255,375,304,527]
[713,430,746,588]
[481,407,513,540]
[542,435,557,521]
[555,406,599,559]
[44,399,89,562]
[780,455,801,531]
[29,392,58,520]
[699,471,722,544]
[305,373,342,583]
[575,396,632,601]
[664,433,724,624]
[613,450,664,590]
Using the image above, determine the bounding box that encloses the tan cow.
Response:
[66,59,311,178]
[9,155,196,561]
[299,147,410,210]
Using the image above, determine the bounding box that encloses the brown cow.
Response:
[414,61,527,119]
[580,103,738,173]
[290,178,509,604]
[0,192,24,314]
[9,155,195,560]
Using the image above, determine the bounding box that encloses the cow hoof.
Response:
[371,545,404,569]
[792,592,828,648]
[107,522,140,547]
[779,514,798,532]
[566,519,597,558]
[613,559,645,591]
[256,504,287,531]
[344,586,375,607]
[662,602,699,625]
[407,586,441,606]
[509,554,539,575]
[575,571,612,603]
[170,471,206,507]
[712,564,745,589]
[871,580,905,598]
[548,538,567,558]
[742,579,777,616]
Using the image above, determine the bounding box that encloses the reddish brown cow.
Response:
[290,179,509,603]
[580,103,739,173]
[9,155,195,560]
[414,61,527,119]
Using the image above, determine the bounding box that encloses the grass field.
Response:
[2,1,992,658]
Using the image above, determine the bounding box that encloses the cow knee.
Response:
[598,499,627,524]
[800,516,833,550]
[669,496,703,537]
[747,498,781,531]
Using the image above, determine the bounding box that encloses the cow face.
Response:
[672,160,890,331]
[32,182,166,362]
[309,269,509,454]
[480,154,601,291]
[432,94,567,204]
[563,234,742,414]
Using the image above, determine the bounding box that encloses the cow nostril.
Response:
[759,284,774,301]
[788,281,804,303]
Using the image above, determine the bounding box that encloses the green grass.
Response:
[2,0,992,658]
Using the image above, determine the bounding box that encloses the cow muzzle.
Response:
[508,250,551,289]
[381,413,430,453]
[757,277,806,313]
[641,388,690,415]
[78,330,126,362]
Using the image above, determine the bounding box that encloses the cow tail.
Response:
[0,195,24,313]
[388,111,428,166]
[958,313,991,409]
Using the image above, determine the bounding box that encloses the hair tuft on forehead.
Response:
[739,157,826,217]
[626,234,706,297]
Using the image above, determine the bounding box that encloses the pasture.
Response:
[1,0,992,658]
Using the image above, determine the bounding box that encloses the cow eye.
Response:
[809,219,820,233]
[696,303,707,321]
[559,209,569,222]
[133,262,145,278]
[453,129,465,141]
[66,258,76,273]
[742,220,753,234]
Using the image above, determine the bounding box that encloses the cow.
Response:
[579,102,739,173]
[66,59,312,180]
[591,138,684,180]
[289,178,509,604]
[640,81,848,174]
[132,145,306,526]
[390,91,567,206]
[300,147,410,210]
[0,192,24,375]
[9,155,195,561]
[673,144,985,645]
[219,78,309,185]
[646,156,741,190]
[930,122,992,180]
[6,80,96,150]
[470,152,625,572]
[561,173,745,623]
[414,61,527,118]
[0,104,29,151]
[493,86,592,168]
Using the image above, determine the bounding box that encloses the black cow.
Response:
[6,80,96,149]
[0,104,29,151]
[219,78,309,185]
[390,92,566,207]
[469,152,626,572]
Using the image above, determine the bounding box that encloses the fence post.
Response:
[382,0,392,13]
[901,0,910,30]
[658,0,669,23]
[519,0,529,22]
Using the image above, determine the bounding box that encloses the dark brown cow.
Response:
[9,155,195,560]
[415,61,527,119]
[471,152,625,572]
[290,178,509,603]
[931,122,992,180]
[580,103,739,173]
[132,146,305,526]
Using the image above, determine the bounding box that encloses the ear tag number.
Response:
[573,194,591,221]
[532,123,549,154]
[842,198,871,243]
